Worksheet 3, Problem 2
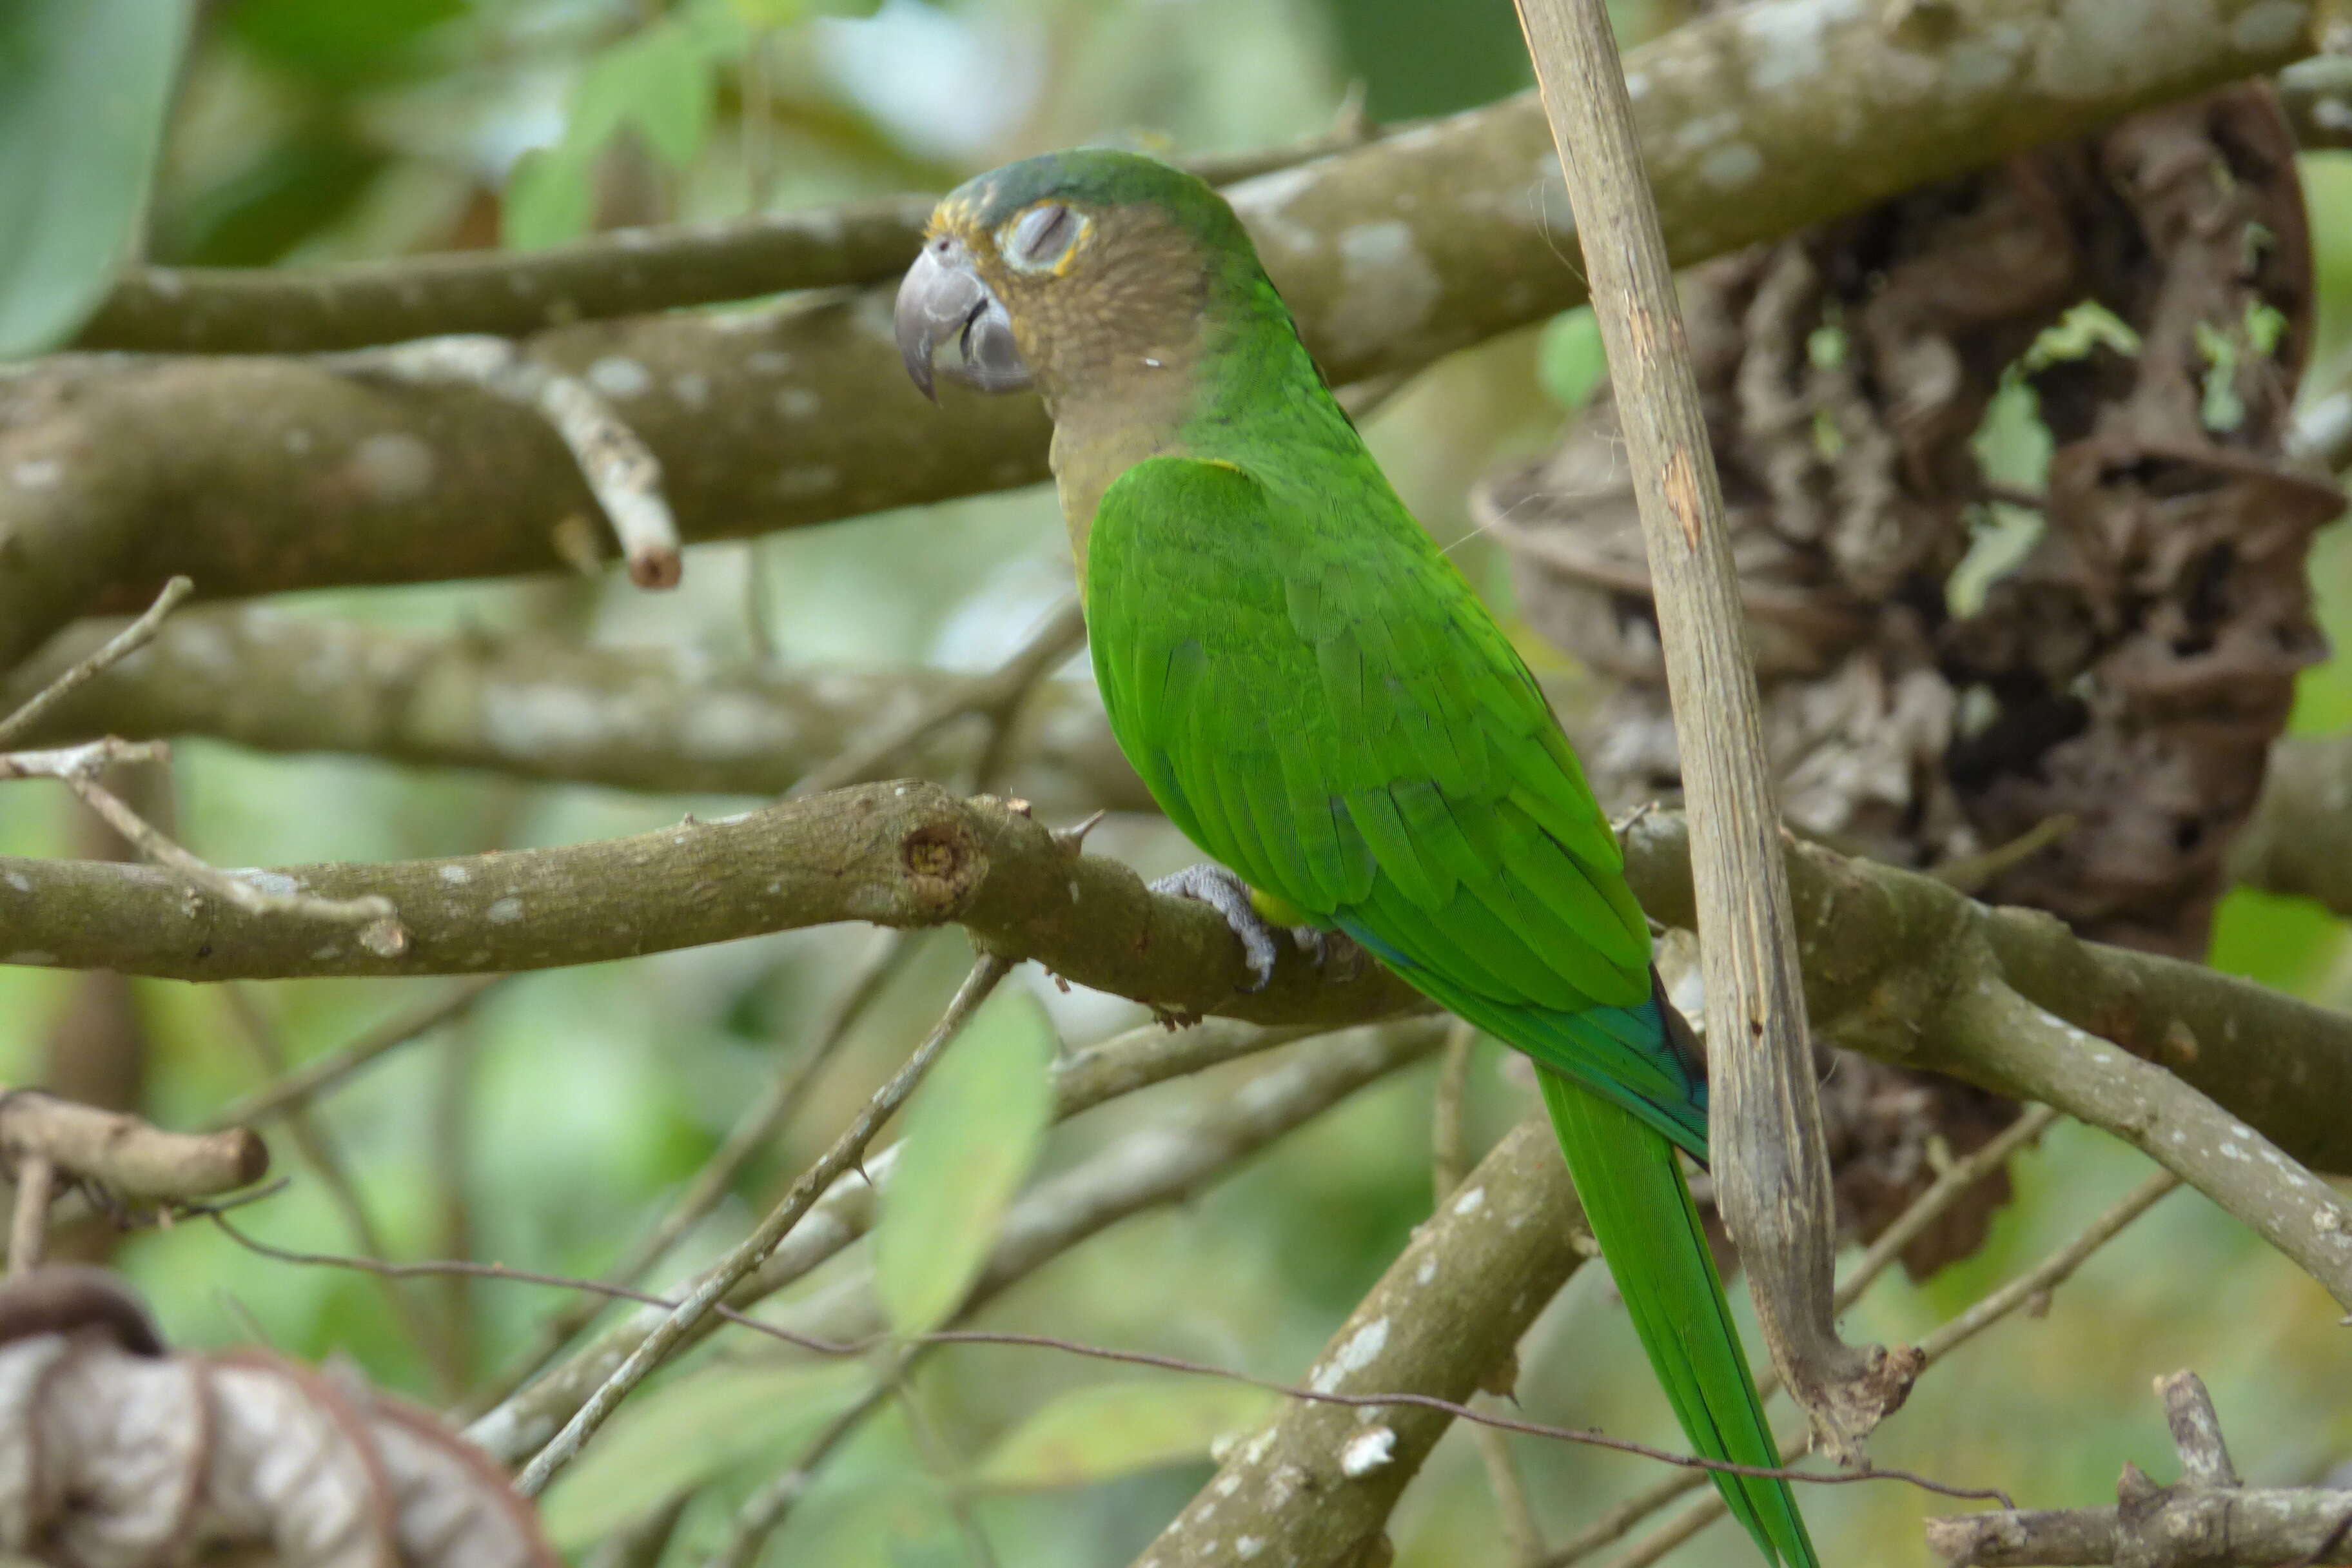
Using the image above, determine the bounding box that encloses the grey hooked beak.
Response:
[896,233,1032,401]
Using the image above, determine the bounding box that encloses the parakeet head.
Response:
[895,148,1260,407]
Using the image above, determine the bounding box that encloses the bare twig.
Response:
[2159,1371,2238,1491]
[1914,1170,2181,1367]
[466,930,914,1416]
[1512,0,1888,1458]
[2,736,406,950]
[789,599,1088,800]
[1588,1170,2182,1568]
[7,1158,53,1275]
[511,952,1012,1496]
[213,1214,2009,1507]
[1832,1106,2062,1317]
[0,576,190,750]
[340,337,682,589]
[705,1379,898,1568]
[464,1014,1379,1467]
[0,1088,267,1202]
[220,986,463,1397]
[1927,1366,2352,1566]
[204,977,505,1130]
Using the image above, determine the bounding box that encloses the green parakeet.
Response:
[897,148,1816,1567]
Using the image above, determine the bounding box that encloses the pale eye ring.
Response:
[1001,201,1081,273]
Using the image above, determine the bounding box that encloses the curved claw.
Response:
[1148,863,1283,992]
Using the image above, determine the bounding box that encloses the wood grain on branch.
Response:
[1513,0,1886,1460]
[0,0,2314,671]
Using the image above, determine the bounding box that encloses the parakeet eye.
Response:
[1000,202,1082,274]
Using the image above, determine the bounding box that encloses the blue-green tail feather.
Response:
[1346,919,1815,1567]
[1539,1069,1818,1568]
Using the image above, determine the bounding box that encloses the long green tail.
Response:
[1538,1069,1818,1568]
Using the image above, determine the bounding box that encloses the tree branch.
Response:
[467,1017,1443,1467]
[1614,812,2352,1177]
[511,952,1010,1496]
[63,125,1391,358]
[0,1089,264,1207]
[15,608,2352,925]
[11,787,2352,1191]
[0,0,2313,671]
[1928,1371,2352,1566]
[1130,1113,1591,1567]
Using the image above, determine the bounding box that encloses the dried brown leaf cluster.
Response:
[0,1269,553,1568]
[1484,84,2337,958]
[1479,83,2340,1279]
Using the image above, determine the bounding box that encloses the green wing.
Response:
[1086,454,1692,1118]
[1087,454,1819,1568]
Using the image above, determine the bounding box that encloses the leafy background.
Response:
[3,0,2349,1563]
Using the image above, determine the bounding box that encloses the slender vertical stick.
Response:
[513,952,1012,1496]
[8,1157,54,1275]
[1509,0,1910,1458]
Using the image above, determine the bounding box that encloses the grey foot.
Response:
[1149,863,1333,993]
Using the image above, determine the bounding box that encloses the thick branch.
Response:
[1617,812,2352,1177]
[0,780,1426,1024]
[11,790,2352,1186]
[1132,1114,1589,1567]
[0,0,2314,668]
[2228,732,2352,920]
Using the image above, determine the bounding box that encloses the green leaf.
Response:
[573,22,714,169]
[2206,885,2346,997]
[500,144,596,251]
[0,0,190,357]
[973,1380,1275,1491]
[538,1360,867,1551]
[228,0,466,88]
[1537,306,1606,413]
[872,986,1059,1336]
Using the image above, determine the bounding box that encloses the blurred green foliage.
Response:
[1,3,2347,1566]
[0,0,188,352]
[874,985,1058,1335]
